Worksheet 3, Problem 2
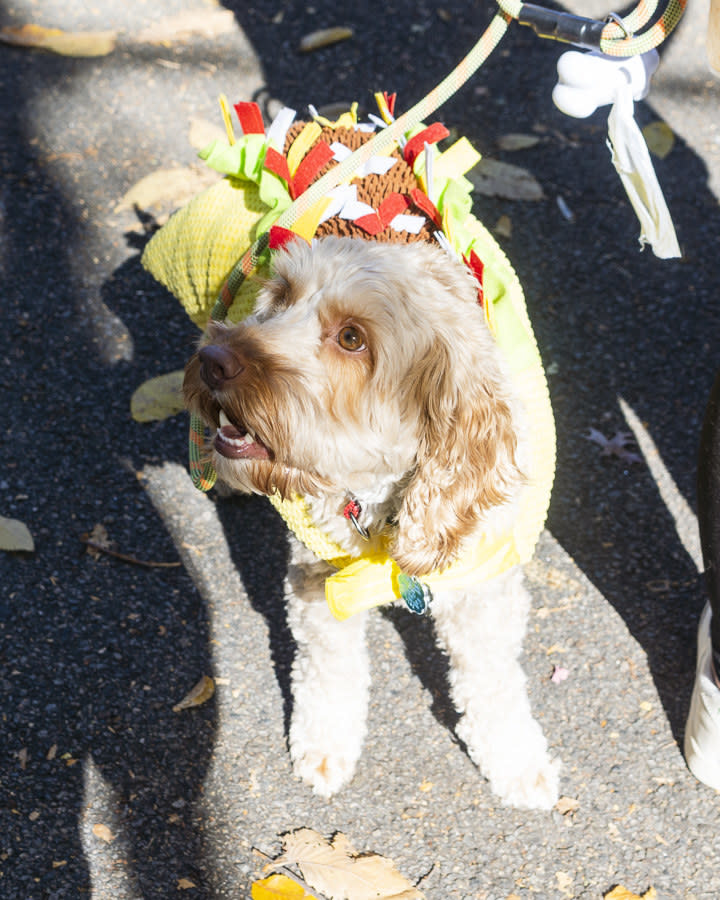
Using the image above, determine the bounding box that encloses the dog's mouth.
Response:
[214,409,272,461]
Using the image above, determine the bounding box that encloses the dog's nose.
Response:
[198,344,245,390]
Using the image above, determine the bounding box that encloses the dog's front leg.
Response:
[286,553,370,797]
[431,567,560,810]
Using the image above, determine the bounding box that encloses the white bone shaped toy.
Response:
[552,48,659,118]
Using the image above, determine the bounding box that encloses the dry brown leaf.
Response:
[555,796,580,815]
[269,829,424,900]
[642,120,675,159]
[468,158,545,201]
[0,24,116,57]
[299,27,353,52]
[135,9,236,44]
[497,133,541,152]
[604,887,656,900]
[130,370,185,423]
[0,516,34,552]
[173,675,215,712]
[92,823,115,844]
[115,166,219,215]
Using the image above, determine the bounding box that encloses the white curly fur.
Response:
[184,236,560,809]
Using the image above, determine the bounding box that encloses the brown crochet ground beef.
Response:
[283,121,437,245]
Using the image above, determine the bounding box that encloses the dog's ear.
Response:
[390,299,521,577]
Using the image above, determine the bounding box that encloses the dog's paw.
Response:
[490,755,561,810]
[291,749,357,798]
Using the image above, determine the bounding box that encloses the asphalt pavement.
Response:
[2,0,720,897]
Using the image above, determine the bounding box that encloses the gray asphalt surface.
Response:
[2,0,720,897]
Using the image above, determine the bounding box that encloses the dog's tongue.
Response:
[215,414,270,460]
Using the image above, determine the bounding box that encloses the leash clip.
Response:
[343,498,371,541]
[517,3,605,49]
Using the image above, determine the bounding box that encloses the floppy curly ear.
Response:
[390,324,521,577]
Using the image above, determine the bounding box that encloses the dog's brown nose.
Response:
[198,344,245,390]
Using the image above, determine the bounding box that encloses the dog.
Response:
[183,234,560,810]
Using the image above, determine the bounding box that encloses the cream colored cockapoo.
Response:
[184,235,560,809]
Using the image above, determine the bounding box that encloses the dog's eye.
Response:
[337,326,366,352]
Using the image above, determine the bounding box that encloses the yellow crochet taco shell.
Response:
[141,98,555,620]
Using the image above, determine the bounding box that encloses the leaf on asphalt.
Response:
[131,370,185,423]
[555,796,580,816]
[92,823,115,844]
[178,878,198,890]
[468,158,545,201]
[115,167,219,215]
[604,887,656,900]
[173,675,215,712]
[0,23,116,57]
[586,428,641,464]
[0,516,34,552]
[188,117,227,151]
[494,214,512,239]
[642,120,675,159]
[267,828,425,900]
[299,27,353,52]
[497,133,541,152]
[135,9,236,44]
[252,873,319,899]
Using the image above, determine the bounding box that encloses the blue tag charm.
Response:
[397,573,433,615]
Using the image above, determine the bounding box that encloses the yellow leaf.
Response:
[135,9,236,44]
[92,823,115,844]
[494,214,512,239]
[177,877,197,890]
[0,516,34,552]
[115,166,219,214]
[642,120,675,159]
[131,370,185,423]
[604,887,657,900]
[299,27,353,52]
[0,23,116,57]
[252,873,317,899]
[172,675,215,712]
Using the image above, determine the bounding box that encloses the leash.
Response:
[188,0,687,492]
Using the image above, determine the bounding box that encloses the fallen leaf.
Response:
[177,877,197,890]
[173,675,215,712]
[135,9,236,43]
[115,166,219,215]
[0,516,34,552]
[586,428,641,464]
[497,133,541,151]
[188,117,227,151]
[0,23,116,56]
[550,665,569,683]
[642,120,675,159]
[92,823,115,844]
[269,828,424,900]
[494,214,512,239]
[604,887,656,900]
[468,158,545,201]
[130,370,185,422]
[252,873,318,899]
[555,796,580,816]
[299,27,353,52]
